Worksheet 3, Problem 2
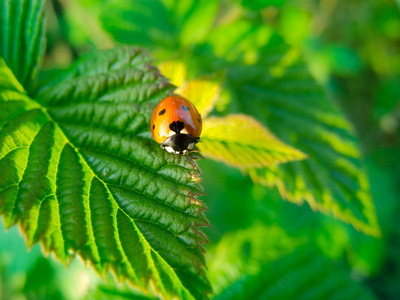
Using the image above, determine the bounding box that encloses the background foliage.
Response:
[1,0,400,299]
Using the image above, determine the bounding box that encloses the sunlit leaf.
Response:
[158,60,187,88]
[190,20,380,236]
[177,77,222,118]
[199,114,307,168]
[0,46,211,299]
[0,0,47,93]
[158,60,222,118]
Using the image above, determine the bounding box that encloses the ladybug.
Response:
[151,95,202,155]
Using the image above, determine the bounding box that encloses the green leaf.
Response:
[217,248,377,300]
[0,0,47,93]
[100,0,174,48]
[199,114,307,168]
[100,0,218,54]
[96,0,380,235]
[241,0,287,10]
[228,43,380,236]
[208,224,377,300]
[191,19,380,236]
[0,47,211,299]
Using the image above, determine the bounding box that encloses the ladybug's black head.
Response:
[161,133,199,155]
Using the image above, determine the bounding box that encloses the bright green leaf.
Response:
[0,47,211,299]
[279,6,311,46]
[171,0,219,46]
[0,0,47,93]
[205,20,273,65]
[199,114,307,168]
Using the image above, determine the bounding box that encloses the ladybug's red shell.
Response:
[151,95,202,154]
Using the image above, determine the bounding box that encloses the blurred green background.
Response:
[1,0,400,299]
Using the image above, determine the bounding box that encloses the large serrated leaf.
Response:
[0,47,211,299]
[0,0,47,93]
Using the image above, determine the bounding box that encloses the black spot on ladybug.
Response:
[198,118,201,123]
[169,121,185,133]
[182,105,190,111]
[159,109,166,116]
[152,124,155,130]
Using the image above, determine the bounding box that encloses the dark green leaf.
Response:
[0,0,47,93]
[209,224,377,300]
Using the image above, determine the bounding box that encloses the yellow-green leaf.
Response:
[199,114,307,168]
[158,60,221,118]
[158,60,187,88]
[176,77,221,118]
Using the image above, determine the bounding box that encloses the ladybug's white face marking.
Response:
[187,142,195,150]
[164,146,175,153]
[162,145,189,155]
